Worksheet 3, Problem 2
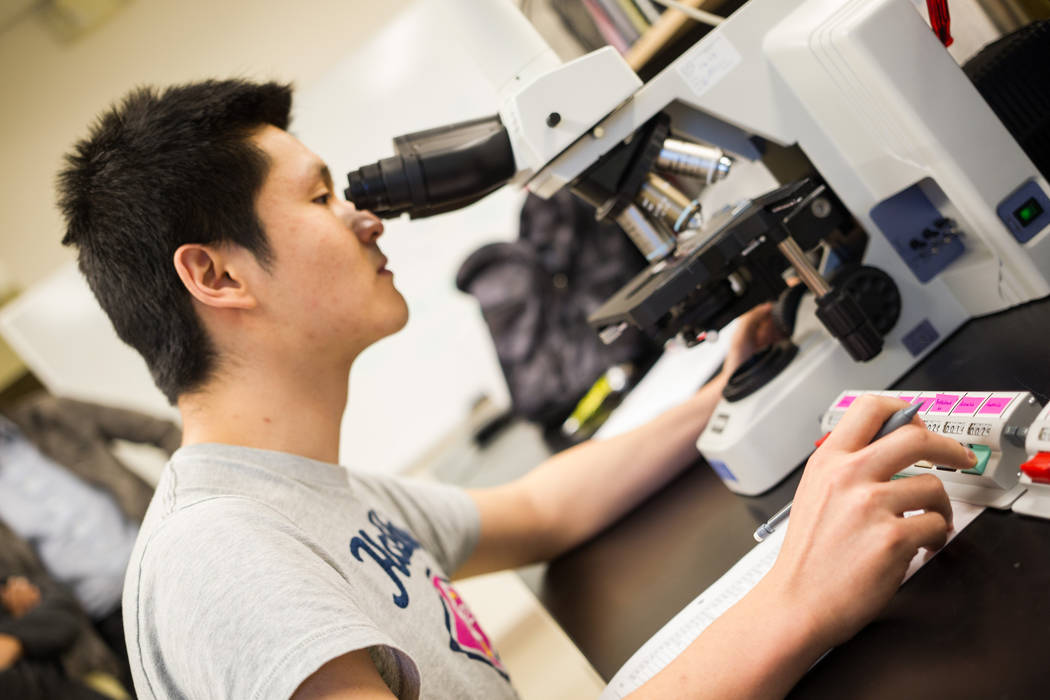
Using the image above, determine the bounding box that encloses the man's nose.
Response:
[338,200,384,242]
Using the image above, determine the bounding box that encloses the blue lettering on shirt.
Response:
[349,510,420,608]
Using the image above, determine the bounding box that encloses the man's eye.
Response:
[313,193,331,205]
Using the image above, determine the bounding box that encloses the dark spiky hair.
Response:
[57,79,293,403]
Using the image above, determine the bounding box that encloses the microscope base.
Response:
[697,331,934,496]
[1012,481,1050,520]
[939,481,1025,510]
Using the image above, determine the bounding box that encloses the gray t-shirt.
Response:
[123,443,517,700]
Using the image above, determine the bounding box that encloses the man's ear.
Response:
[172,243,257,310]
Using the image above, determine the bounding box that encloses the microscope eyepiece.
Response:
[344,115,517,219]
[345,163,385,212]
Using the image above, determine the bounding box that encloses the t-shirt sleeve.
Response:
[354,475,481,576]
[128,498,415,700]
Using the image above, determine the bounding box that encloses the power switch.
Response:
[997,179,1050,244]
[1020,452,1050,484]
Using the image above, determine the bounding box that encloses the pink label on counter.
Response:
[929,394,961,413]
[836,395,858,409]
[978,395,1014,416]
[952,396,985,415]
[897,395,916,404]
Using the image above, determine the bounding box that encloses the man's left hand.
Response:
[721,302,784,379]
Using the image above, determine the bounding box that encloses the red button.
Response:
[1020,452,1050,484]
[815,431,831,448]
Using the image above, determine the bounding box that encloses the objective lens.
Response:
[656,138,733,183]
[636,172,702,233]
[615,204,676,262]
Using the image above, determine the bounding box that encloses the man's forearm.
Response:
[519,369,731,560]
[460,305,783,577]
[627,575,829,699]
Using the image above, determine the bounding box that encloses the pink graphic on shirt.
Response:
[430,570,509,680]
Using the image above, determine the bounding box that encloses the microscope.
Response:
[345,0,1050,496]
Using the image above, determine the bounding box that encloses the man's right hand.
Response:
[765,394,977,650]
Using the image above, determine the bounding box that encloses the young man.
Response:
[57,80,976,699]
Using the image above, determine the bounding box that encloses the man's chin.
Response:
[364,295,409,346]
[388,298,410,335]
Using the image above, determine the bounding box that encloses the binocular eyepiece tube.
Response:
[344,115,517,219]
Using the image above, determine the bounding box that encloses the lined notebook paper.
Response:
[600,500,984,699]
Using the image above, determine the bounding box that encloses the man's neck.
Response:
[177,360,350,465]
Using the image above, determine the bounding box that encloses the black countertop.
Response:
[532,296,1050,697]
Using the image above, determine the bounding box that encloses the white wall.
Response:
[0,0,417,289]
[0,0,521,473]
[293,4,523,470]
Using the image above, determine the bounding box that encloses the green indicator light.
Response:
[1013,197,1044,227]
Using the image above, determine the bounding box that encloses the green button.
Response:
[1014,198,1044,227]
[963,444,992,475]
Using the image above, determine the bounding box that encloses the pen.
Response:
[752,401,923,542]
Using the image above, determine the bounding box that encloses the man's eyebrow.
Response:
[319,164,333,190]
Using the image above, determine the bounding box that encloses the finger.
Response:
[856,424,976,479]
[898,510,951,553]
[738,302,773,334]
[820,394,909,452]
[879,474,953,528]
[758,326,786,349]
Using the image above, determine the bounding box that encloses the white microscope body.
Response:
[528,0,1049,495]
[404,0,1050,495]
